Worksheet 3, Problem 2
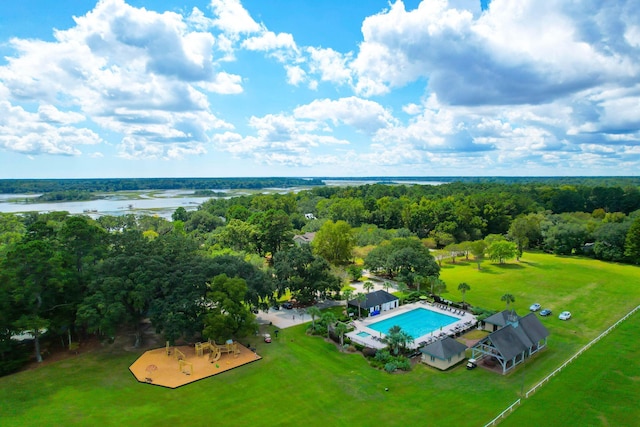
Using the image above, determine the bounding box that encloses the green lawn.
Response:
[503,309,640,426]
[1,252,638,426]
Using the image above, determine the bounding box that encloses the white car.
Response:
[529,303,541,312]
[559,311,572,320]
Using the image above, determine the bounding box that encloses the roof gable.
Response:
[486,325,531,360]
[420,336,467,360]
[484,310,519,327]
[477,311,550,361]
[348,290,398,309]
[518,312,550,342]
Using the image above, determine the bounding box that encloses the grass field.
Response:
[1,252,638,426]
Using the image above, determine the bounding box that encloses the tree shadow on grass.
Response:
[492,263,525,270]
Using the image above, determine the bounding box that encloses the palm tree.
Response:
[363,281,374,293]
[334,322,348,350]
[501,293,515,310]
[414,275,425,293]
[342,289,354,304]
[383,325,414,355]
[355,292,367,318]
[428,276,446,297]
[321,311,337,339]
[396,282,408,305]
[458,282,471,307]
[383,281,392,293]
[307,306,321,331]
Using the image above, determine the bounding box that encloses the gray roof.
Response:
[484,310,519,327]
[348,290,398,309]
[420,336,467,360]
[481,313,549,361]
[293,232,316,243]
[518,312,550,343]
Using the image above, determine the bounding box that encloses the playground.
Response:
[129,340,261,388]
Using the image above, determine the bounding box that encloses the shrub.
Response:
[362,347,377,358]
[395,357,411,371]
[384,362,398,373]
[374,349,391,363]
[471,307,496,321]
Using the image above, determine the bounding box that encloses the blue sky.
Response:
[0,0,639,178]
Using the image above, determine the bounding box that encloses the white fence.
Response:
[526,304,640,399]
[483,304,640,426]
[483,399,520,427]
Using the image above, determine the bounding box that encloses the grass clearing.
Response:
[1,252,638,426]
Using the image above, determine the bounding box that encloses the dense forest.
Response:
[1,179,639,375]
[0,177,325,194]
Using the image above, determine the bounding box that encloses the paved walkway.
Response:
[255,299,343,329]
[255,272,397,329]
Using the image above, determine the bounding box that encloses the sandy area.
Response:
[129,343,261,388]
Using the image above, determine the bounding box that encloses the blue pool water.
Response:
[356,331,371,338]
[368,308,458,338]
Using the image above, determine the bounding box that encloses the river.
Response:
[0,179,444,218]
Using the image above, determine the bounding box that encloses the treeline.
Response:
[0,177,325,194]
[31,190,97,202]
[2,179,640,375]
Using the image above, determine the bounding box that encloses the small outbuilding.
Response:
[347,290,399,316]
[293,232,316,245]
[481,309,518,332]
[420,336,468,370]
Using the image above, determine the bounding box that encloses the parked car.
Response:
[466,358,477,370]
[264,333,272,343]
[539,309,552,316]
[529,303,541,312]
[282,301,293,309]
[559,311,572,320]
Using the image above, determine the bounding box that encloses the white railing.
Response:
[526,304,640,398]
[483,304,639,426]
[483,399,521,427]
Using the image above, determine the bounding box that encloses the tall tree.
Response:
[355,293,367,318]
[458,282,471,307]
[501,293,516,310]
[249,209,293,256]
[273,244,340,304]
[363,281,374,293]
[312,220,355,265]
[470,240,487,270]
[487,241,518,264]
[365,237,439,283]
[2,236,69,362]
[321,311,337,340]
[77,230,159,347]
[307,306,321,331]
[203,274,257,342]
[334,322,348,350]
[624,216,640,264]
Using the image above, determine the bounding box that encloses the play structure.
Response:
[195,339,241,361]
[129,340,260,388]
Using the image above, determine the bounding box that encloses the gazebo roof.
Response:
[481,313,550,361]
[420,336,467,360]
[484,309,520,327]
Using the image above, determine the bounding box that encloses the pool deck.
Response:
[346,302,477,350]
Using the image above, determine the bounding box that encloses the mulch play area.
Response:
[129,341,261,389]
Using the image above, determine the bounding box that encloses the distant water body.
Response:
[0,178,444,218]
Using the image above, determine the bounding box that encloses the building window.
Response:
[430,356,435,362]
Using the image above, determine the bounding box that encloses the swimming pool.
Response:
[356,331,371,338]
[368,308,458,338]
